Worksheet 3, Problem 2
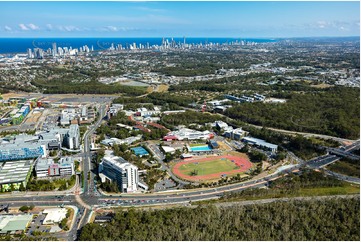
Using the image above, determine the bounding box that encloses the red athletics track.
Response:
[172,155,252,182]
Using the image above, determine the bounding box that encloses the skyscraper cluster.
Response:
[27,43,93,59]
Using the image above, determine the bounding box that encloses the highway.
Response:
[327,147,360,161]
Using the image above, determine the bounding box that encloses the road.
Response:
[81,104,107,196]
[145,141,190,186]
[327,147,360,161]
[323,169,360,184]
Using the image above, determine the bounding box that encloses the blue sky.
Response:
[0,1,359,38]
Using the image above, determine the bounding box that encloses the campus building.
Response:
[0,143,46,162]
[0,214,33,234]
[107,104,124,119]
[242,136,278,153]
[42,208,67,225]
[0,125,80,163]
[100,135,142,147]
[35,157,74,178]
[224,127,248,140]
[64,124,80,150]
[0,160,34,192]
[98,152,145,193]
[163,128,214,141]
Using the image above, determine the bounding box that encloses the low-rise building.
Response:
[58,157,74,176]
[42,208,67,225]
[224,127,248,140]
[163,128,213,141]
[215,120,229,130]
[0,160,34,192]
[100,135,142,146]
[242,136,278,153]
[35,158,54,178]
[0,143,46,162]
[35,157,74,178]
[161,146,175,154]
[0,214,33,234]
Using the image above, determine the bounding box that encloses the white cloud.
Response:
[57,25,81,32]
[28,23,39,30]
[18,23,40,31]
[317,21,327,29]
[100,26,139,32]
[105,26,118,31]
[4,26,12,31]
[46,24,53,30]
[19,23,29,30]
[134,6,166,12]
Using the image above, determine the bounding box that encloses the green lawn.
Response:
[298,185,360,196]
[178,159,238,176]
[328,159,360,178]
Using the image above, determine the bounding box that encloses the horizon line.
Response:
[0,36,359,39]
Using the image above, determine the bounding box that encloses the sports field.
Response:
[173,154,252,182]
[177,159,237,176]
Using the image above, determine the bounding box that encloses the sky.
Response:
[0,1,359,38]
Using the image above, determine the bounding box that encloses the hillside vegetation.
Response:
[79,197,359,241]
[224,87,360,139]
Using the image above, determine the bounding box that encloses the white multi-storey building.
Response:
[65,124,80,150]
[98,152,143,193]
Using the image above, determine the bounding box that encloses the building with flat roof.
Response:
[65,124,80,150]
[0,160,34,192]
[35,158,54,178]
[0,214,33,234]
[99,152,143,193]
[42,208,67,225]
[224,127,248,140]
[58,157,74,176]
[242,136,278,153]
[163,128,213,141]
[35,157,74,178]
[0,125,79,162]
[215,121,229,130]
[0,143,46,162]
[100,135,142,147]
[161,146,175,154]
[209,140,220,149]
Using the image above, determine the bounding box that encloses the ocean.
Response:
[0,37,278,54]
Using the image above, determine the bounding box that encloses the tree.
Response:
[19,183,26,192]
[19,206,30,212]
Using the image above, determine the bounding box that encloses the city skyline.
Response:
[0,1,359,38]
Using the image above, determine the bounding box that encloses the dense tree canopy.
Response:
[79,197,359,241]
[225,87,360,139]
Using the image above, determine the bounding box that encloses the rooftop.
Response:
[0,160,34,184]
[243,137,278,149]
[0,214,33,233]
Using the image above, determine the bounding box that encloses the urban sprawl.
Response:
[0,37,359,241]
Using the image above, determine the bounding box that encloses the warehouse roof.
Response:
[0,214,32,234]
